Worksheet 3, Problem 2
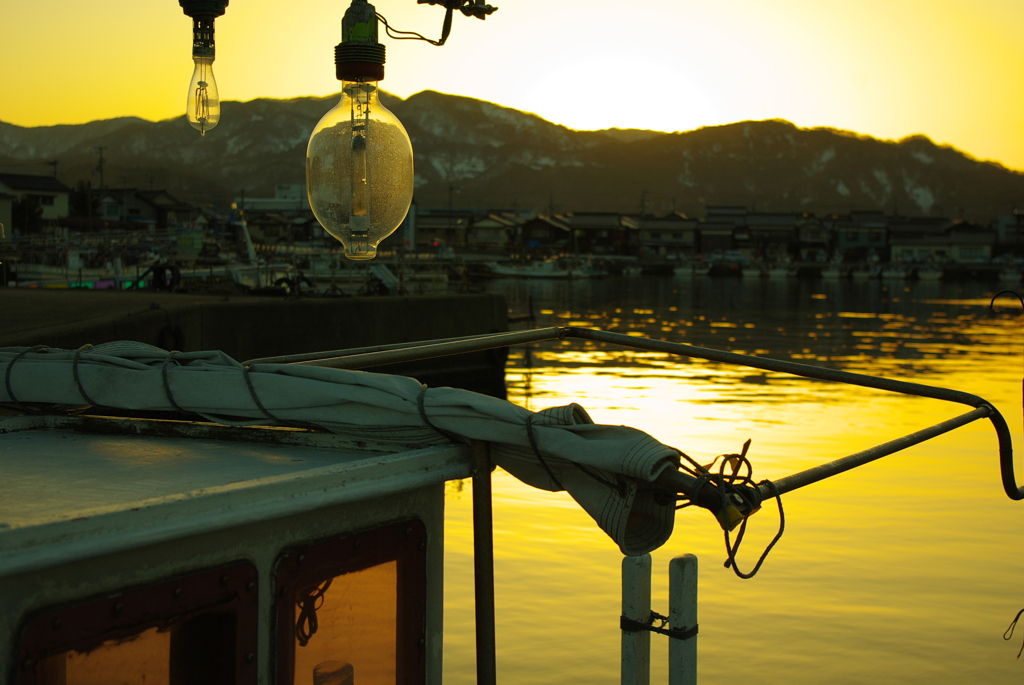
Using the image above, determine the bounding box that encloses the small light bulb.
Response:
[307,81,413,260]
[179,3,227,136]
[187,57,220,136]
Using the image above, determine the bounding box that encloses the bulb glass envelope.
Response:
[187,57,220,135]
[307,82,414,260]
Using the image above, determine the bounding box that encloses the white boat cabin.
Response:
[0,413,465,684]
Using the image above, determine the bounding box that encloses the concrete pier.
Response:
[0,290,509,396]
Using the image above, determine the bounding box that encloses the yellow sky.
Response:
[3,0,1024,169]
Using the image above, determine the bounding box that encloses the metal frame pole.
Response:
[761,405,991,498]
[471,441,496,685]
[259,325,1019,500]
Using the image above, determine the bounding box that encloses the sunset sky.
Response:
[3,0,1023,169]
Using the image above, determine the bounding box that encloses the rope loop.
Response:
[72,345,102,408]
[242,364,287,423]
[526,413,565,491]
[1004,607,1024,658]
[161,353,191,416]
[669,439,784,579]
[417,385,464,443]
[724,479,785,579]
[3,345,50,413]
[296,579,333,647]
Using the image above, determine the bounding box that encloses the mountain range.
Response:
[2,90,1023,222]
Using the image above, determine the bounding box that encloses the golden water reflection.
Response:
[443,277,1024,684]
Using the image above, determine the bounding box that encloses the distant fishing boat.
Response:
[999,267,1022,284]
[880,264,908,280]
[485,257,606,279]
[851,264,880,280]
[759,261,792,279]
[673,260,716,278]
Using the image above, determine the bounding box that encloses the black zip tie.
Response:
[620,611,698,641]
[1004,608,1024,658]
[526,413,565,491]
[3,345,49,413]
[72,345,103,408]
[161,353,191,416]
[417,385,464,443]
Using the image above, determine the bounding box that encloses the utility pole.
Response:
[46,160,58,178]
[94,147,107,189]
[448,183,460,241]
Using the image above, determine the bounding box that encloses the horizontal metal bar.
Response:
[241,331,531,366]
[288,327,564,370]
[564,327,987,407]
[758,406,992,498]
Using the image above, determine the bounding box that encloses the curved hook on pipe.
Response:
[988,290,1024,499]
[987,403,1023,500]
[990,290,1024,312]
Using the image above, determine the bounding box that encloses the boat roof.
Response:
[0,413,469,578]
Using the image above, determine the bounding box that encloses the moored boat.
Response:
[2,328,1020,684]
[485,256,607,279]
[851,264,881,280]
[880,264,908,280]
[999,267,1022,284]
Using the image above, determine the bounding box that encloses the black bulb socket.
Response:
[336,42,386,82]
[179,0,229,18]
[180,1,228,60]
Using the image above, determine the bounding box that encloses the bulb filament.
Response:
[194,81,210,136]
[348,84,372,254]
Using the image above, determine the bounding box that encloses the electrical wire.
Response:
[376,10,454,47]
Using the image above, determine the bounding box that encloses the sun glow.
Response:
[2,0,1024,168]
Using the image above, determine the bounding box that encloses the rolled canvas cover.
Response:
[0,343,681,555]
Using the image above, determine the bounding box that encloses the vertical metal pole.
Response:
[471,441,496,685]
[621,554,652,685]
[668,554,698,685]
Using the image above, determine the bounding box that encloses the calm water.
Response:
[441,275,1024,684]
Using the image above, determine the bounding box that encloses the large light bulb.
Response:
[187,56,220,136]
[307,81,413,260]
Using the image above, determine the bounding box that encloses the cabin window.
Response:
[13,561,258,685]
[274,519,427,685]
